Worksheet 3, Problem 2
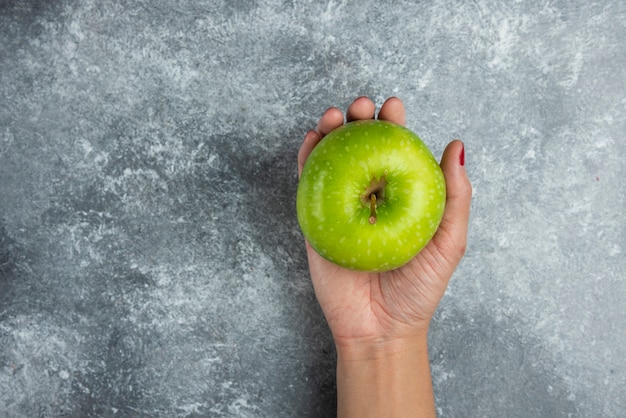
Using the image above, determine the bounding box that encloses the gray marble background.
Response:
[1,1,624,417]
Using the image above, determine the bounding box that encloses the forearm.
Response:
[335,332,436,418]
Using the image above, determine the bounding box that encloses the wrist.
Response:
[335,329,429,362]
[335,332,435,418]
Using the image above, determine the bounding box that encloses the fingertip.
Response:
[305,129,320,139]
[439,140,472,215]
[444,140,470,176]
[378,97,406,126]
[346,96,376,122]
[317,107,344,137]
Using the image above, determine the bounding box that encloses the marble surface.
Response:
[1,1,625,416]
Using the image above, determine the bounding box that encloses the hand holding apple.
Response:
[298,97,471,336]
[297,96,472,417]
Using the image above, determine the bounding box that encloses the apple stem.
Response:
[369,193,377,224]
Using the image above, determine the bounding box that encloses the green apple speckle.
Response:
[297,119,446,272]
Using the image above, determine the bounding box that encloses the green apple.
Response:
[296,119,446,272]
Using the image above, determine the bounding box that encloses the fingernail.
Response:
[459,143,465,166]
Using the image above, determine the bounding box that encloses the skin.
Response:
[297,96,472,417]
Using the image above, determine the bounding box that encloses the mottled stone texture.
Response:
[1,0,624,417]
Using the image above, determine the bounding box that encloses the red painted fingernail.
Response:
[459,143,465,166]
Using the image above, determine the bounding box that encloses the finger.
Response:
[377,97,406,126]
[346,96,376,122]
[431,140,472,263]
[298,130,322,177]
[316,107,344,137]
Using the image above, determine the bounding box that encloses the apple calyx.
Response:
[361,175,387,225]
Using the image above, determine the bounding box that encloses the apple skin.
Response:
[296,119,446,272]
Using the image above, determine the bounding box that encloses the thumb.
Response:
[431,140,472,263]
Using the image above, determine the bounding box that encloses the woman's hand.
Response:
[298,96,472,417]
[298,96,472,349]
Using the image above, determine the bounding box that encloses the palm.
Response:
[306,232,454,344]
